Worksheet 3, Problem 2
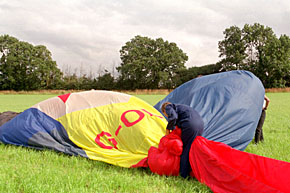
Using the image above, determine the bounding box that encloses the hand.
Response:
[166,129,170,135]
[263,95,270,110]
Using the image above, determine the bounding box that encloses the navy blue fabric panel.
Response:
[0,108,60,145]
[0,108,87,157]
[154,70,265,150]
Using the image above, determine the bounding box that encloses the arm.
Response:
[165,104,178,131]
[263,95,270,110]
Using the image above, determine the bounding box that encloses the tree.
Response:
[117,35,188,89]
[0,35,62,90]
[279,35,290,87]
[218,26,246,70]
[61,73,79,90]
[261,34,290,87]
[173,63,222,87]
[95,72,116,90]
[218,23,290,88]
[33,45,63,89]
[242,23,276,72]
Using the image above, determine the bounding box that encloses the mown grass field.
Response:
[0,92,290,193]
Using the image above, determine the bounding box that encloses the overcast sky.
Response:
[0,0,289,76]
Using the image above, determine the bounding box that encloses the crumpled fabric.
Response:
[147,128,183,176]
[154,70,265,151]
[190,136,290,193]
[135,127,290,193]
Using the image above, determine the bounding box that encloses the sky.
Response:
[0,0,289,77]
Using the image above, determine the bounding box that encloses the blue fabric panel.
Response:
[0,108,56,145]
[154,70,265,150]
[0,108,86,157]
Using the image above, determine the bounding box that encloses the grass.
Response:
[246,92,290,161]
[0,146,209,193]
[0,94,56,112]
[1,92,290,192]
[0,93,166,113]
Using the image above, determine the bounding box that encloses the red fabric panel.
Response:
[130,157,149,168]
[190,136,290,193]
[147,128,183,176]
[131,128,182,169]
[58,93,71,103]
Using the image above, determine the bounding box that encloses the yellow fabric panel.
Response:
[57,96,167,167]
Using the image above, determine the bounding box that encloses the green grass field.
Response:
[0,92,290,192]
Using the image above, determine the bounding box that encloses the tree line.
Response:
[218,23,290,88]
[1,23,290,91]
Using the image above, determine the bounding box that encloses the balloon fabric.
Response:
[190,136,290,193]
[2,71,284,193]
[147,128,182,176]
[154,70,265,151]
[146,127,290,193]
[0,90,167,167]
